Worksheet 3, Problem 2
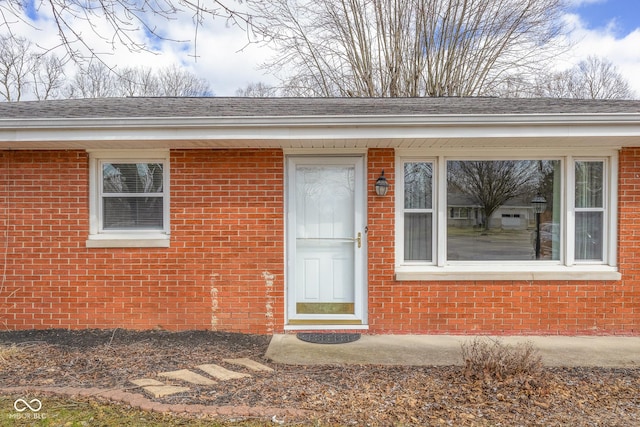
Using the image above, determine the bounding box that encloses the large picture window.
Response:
[87,151,170,248]
[396,153,617,280]
[446,160,561,261]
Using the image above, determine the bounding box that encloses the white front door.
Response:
[286,156,366,326]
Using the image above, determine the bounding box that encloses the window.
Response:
[87,151,170,248]
[403,162,433,262]
[396,153,619,281]
[451,208,469,219]
[447,160,561,261]
[575,161,605,261]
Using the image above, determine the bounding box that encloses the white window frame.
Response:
[395,150,620,281]
[87,150,170,248]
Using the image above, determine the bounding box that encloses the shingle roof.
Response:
[1,97,640,119]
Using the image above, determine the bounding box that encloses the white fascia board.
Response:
[0,113,639,145]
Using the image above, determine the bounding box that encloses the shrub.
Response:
[461,337,543,382]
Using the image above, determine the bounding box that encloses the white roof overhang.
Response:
[0,113,639,150]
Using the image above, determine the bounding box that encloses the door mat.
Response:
[296,333,361,344]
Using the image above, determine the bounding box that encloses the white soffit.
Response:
[0,114,639,149]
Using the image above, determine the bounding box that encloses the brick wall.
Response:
[366,148,639,335]
[1,147,637,334]
[0,149,284,333]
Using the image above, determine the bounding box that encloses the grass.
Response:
[0,396,269,427]
[0,345,20,366]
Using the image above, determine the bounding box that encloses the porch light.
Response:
[375,170,389,196]
[531,195,547,260]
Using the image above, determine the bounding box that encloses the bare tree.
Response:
[0,34,65,101]
[499,56,636,100]
[532,69,578,99]
[534,56,636,99]
[116,67,157,97]
[448,161,539,231]
[157,65,213,97]
[0,35,34,101]
[64,64,213,98]
[64,62,118,98]
[235,82,279,97]
[31,55,67,100]
[0,0,254,62]
[569,56,633,99]
[248,0,568,97]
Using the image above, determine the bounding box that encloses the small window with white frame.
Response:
[574,160,606,261]
[87,151,170,248]
[395,152,619,281]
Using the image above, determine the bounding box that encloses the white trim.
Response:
[86,235,170,248]
[283,148,368,155]
[87,150,170,247]
[2,112,640,130]
[609,153,619,266]
[573,158,610,264]
[1,114,640,149]
[436,157,447,267]
[285,155,368,327]
[395,158,438,266]
[395,151,618,280]
[395,265,621,281]
[284,324,370,331]
[566,155,575,266]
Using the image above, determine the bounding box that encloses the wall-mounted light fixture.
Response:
[375,170,389,196]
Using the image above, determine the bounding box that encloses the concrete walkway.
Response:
[266,334,640,368]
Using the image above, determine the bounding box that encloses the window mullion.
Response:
[437,156,447,267]
[608,155,618,266]
[566,155,575,266]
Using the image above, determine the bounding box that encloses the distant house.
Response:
[0,97,638,335]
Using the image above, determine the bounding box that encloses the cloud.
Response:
[559,13,640,97]
[2,1,639,98]
[1,2,274,95]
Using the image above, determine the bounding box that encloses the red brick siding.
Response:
[0,149,284,332]
[1,147,637,334]
[366,148,638,335]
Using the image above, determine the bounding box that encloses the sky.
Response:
[570,0,640,36]
[4,0,640,97]
[561,0,640,96]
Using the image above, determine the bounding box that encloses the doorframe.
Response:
[284,154,369,330]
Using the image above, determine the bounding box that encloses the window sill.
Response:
[86,234,170,248]
[395,265,621,281]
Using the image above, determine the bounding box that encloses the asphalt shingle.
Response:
[1,97,639,119]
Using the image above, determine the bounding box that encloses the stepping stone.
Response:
[141,385,191,398]
[197,364,251,381]
[158,369,217,385]
[130,378,165,387]
[130,378,190,398]
[223,358,274,373]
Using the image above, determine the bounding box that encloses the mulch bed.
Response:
[1,329,639,426]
